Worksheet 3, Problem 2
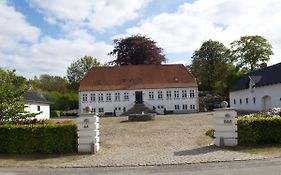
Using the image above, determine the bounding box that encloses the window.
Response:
[175,105,180,110]
[190,90,195,98]
[253,97,256,104]
[37,106,40,111]
[82,94,88,102]
[98,108,104,113]
[115,92,120,101]
[183,105,188,110]
[246,98,249,104]
[98,93,103,102]
[124,92,129,101]
[174,90,179,99]
[158,91,163,100]
[190,104,195,110]
[166,91,172,99]
[182,90,187,98]
[106,93,111,102]
[91,108,96,113]
[240,99,242,104]
[90,93,95,102]
[234,99,236,105]
[149,91,154,100]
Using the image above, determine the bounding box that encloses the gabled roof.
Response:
[229,62,281,92]
[79,64,197,91]
[23,91,49,104]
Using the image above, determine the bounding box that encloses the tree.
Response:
[67,56,101,90]
[32,74,68,93]
[191,40,232,93]
[0,69,33,120]
[109,35,166,65]
[230,35,273,71]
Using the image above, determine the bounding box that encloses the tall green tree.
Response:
[0,69,33,120]
[67,56,101,90]
[35,74,68,93]
[109,34,166,65]
[230,35,273,71]
[191,40,232,94]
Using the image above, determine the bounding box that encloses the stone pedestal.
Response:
[213,108,237,147]
[76,113,100,153]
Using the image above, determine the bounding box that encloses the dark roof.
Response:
[229,62,281,92]
[23,91,49,104]
[79,64,197,91]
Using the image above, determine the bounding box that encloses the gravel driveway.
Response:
[0,113,272,167]
[60,112,268,167]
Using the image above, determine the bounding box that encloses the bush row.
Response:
[238,117,281,145]
[0,122,77,154]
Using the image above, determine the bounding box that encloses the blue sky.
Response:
[1,0,281,78]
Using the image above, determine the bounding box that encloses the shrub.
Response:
[238,117,281,145]
[0,121,77,154]
[205,129,215,138]
[51,110,63,117]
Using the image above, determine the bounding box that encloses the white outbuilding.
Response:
[229,63,281,112]
[23,91,50,119]
[79,64,199,116]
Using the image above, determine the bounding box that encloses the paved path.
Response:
[3,157,281,175]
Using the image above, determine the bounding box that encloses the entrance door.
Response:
[263,96,271,111]
[135,91,143,104]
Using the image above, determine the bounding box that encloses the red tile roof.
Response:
[79,64,197,91]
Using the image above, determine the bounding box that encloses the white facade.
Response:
[24,102,50,120]
[230,83,281,111]
[79,87,198,116]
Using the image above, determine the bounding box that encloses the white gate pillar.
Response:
[76,106,100,153]
[213,101,238,147]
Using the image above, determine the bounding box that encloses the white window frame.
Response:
[166,91,172,99]
[98,93,103,102]
[149,91,154,100]
[82,93,88,102]
[182,90,187,98]
[124,92,129,101]
[190,90,195,98]
[190,104,195,110]
[157,91,163,100]
[90,93,95,102]
[175,105,180,110]
[106,93,111,102]
[98,108,104,113]
[174,90,179,99]
[115,92,120,101]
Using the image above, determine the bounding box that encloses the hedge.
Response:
[0,122,78,154]
[238,117,281,145]
[51,110,63,117]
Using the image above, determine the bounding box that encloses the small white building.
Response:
[23,91,50,119]
[79,64,199,116]
[229,63,281,111]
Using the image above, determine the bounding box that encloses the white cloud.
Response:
[0,0,113,78]
[2,34,113,78]
[0,0,40,51]
[120,0,281,65]
[28,0,150,32]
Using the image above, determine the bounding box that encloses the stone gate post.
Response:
[213,101,237,147]
[76,106,100,153]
